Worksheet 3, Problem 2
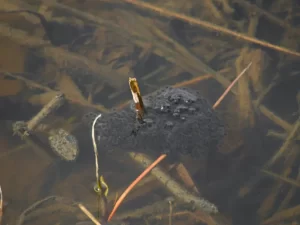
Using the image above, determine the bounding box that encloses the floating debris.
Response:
[48,128,79,161]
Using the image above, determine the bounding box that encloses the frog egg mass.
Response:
[83,86,225,159]
[48,128,80,161]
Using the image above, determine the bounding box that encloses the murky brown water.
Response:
[1,1,300,225]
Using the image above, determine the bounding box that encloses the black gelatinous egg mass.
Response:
[82,87,225,159]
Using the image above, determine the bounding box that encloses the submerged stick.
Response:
[259,105,293,132]
[27,93,65,132]
[10,93,64,163]
[78,204,102,225]
[261,169,300,188]
[129,153,218,213]
[114,199,174,220]
[263,204,300,225]
[278,169,300,210]
[122,0,300,57]
[0,21,124,89]
[3,73,109,113]
[11,92,64,137]
[17,196,64,225]
[173,74,213,88]
[264,117,300,168]
[107,154,167,221]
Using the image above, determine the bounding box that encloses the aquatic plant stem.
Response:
[107,154,167,221]
[92,114,102,190]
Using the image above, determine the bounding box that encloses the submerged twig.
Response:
[107,154,167,221]
[175,163,199,194]
[0,21,125,88]
[173,74,213,88]
[258,169,292,218]
[3,73,109,112]
[153,210,219,225]
[114,199,174,220]
[122,0,300,57]
[267,130,287,140]
[259,105,293,132]
[10,93,64,163]
[16,196,75,225]
[129,153,218,214]
[261,169,300,188]
[78,204,102,225]
[12,93,64,137]
[263,204,300,225]
[254,73,280,106]
[278,168,300,210]
[52,1,232,92]
[27,93,65,133]
[233,0,300,36]
[2,73,53,92]
[264,117,300,168]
